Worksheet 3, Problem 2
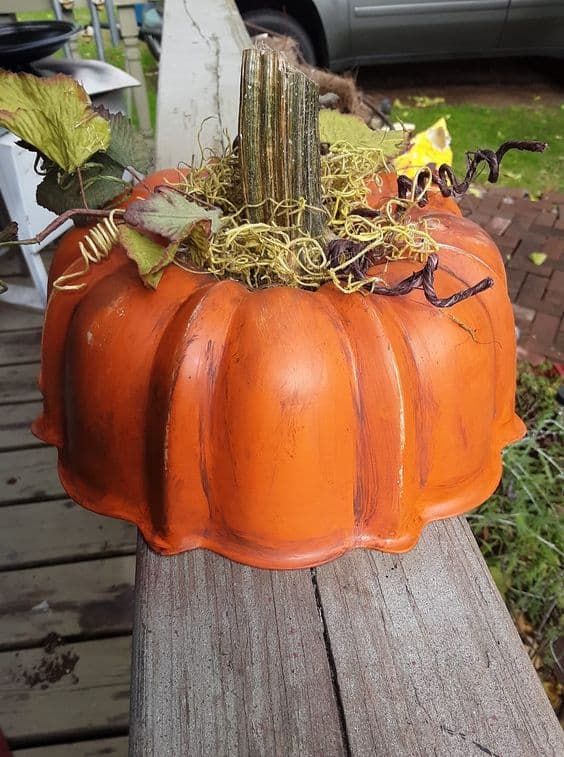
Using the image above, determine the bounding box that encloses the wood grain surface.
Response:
[0,499,136,570]
[130,521,564,756]
[0,636,130,745]
[129,536,346,756]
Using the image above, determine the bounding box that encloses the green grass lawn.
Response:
[469,364,563,712]
[393,100,564,195]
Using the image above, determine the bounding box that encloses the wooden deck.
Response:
[0,296,134,755]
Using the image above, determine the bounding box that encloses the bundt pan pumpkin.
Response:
[33,180,525,568]
[29,48,539,570]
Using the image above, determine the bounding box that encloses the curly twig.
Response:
[326,236,386,280]
[0,209,124,249]
[367,254,493,307]
[398,140,547,206]
[327,248,493,307]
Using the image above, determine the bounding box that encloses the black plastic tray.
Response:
[0,21,80,68]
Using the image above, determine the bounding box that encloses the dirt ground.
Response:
[358,57,564,106]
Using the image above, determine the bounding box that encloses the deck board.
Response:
[13,736,129,757]
[0,555,135,650]
[0,446,64,504]
[0,636,130,746]
[0,320,133,753]
[0,499,136,570]
[0,401,44,451]
[316,519,564,756]
[129,538,345,756]
[0,303,44,331]
[0,362,41,403]
[0,328,42,365]
[131,528,564,756]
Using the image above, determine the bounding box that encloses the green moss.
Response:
[319,110,405,154]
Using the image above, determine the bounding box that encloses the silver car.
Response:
[239,1,564,68]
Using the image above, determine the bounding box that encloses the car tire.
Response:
[242,9,317,65]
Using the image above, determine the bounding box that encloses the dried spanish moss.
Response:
[321,141,391,228]
[397,140,547,206]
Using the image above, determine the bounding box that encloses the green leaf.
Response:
[124,189,223,241]
[95,106,152,173]
[319,110,407,155]
[118,225,178,289]
[529,252,547,266]
[0,71,110,173]
[36,154,126,215]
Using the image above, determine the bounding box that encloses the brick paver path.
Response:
[460,188,564,364]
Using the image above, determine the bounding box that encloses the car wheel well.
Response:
[236,0,328,67]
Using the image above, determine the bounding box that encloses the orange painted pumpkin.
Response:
[33,170,524,569]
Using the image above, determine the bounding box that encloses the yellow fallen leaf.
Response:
[529,252,547,266]
[394,117,453,177]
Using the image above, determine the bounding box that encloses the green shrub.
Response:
[470,363,563,698]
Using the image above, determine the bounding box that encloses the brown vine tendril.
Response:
[326,236,385,280]
[364,254,494,307]
[326,229,493,306]
[397,140,547,206]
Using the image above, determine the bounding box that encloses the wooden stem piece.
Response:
[238,46,324,237]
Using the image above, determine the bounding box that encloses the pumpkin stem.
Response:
[238,45,325,237]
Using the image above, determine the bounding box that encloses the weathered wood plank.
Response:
[13,736,128,757]
[0,555,135,649]
[316,518,564,757]
[0,362,40,403]
[129,536,345,756]
[0,499,136,570]
[0,446,63,504]
[0,329,42,365]
[0,401,43,451]
[0,303,44,331]
[0,636,130,745]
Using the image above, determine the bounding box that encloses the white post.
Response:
[155,0,250,169]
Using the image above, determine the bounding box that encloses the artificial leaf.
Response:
[529,252,547,266]
[95,106,152,173]
[118,225,178,289]
[124,188,223,241]
[0,71,110,173]
[319,110,407,155]
[36,154,126,215]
